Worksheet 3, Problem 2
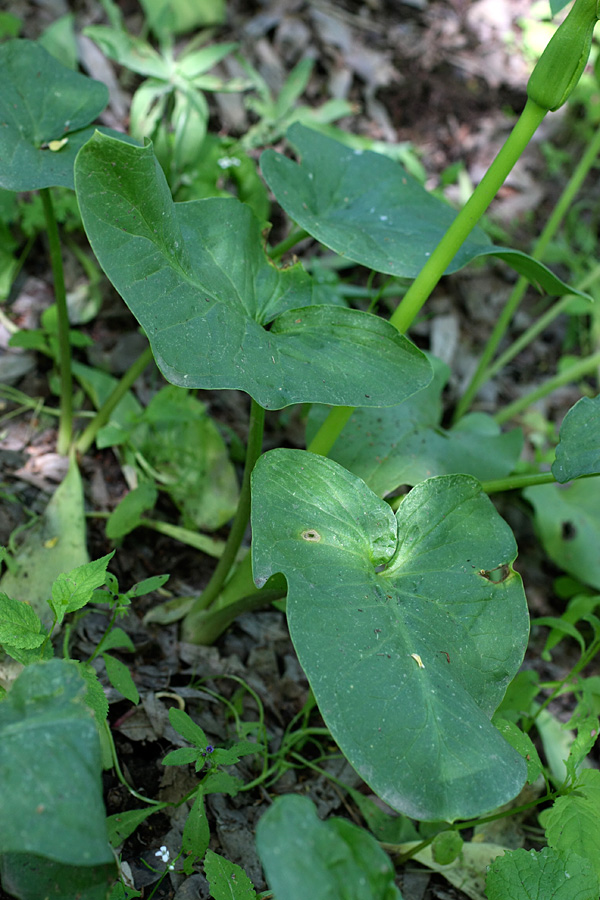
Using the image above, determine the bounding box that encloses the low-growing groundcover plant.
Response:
[2,0,600,897]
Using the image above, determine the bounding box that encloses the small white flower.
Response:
[217,156,241,169]
[155,845,170,863]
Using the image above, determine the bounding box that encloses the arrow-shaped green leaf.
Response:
[75,132,432,409]
[252,450,529,821]
[261,124,588,299]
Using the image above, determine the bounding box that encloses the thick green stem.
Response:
[307,406,353,456]
[75,345,154,455]
[390,98,547,333]
[41,188,73,455]
[307,99,547,457]
[269,227,310,261]
[181,399,266,641]
[495,350,600,424]
[180,588,286,645]
[481,471,558,494]
[454,119,600,421]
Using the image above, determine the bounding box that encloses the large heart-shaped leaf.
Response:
[261,124,586,297]
[306,355,523,495]
[75,132,431,409]
[0,39,108,191]
[252,450,528,822]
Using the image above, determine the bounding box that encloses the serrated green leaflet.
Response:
[553,395,600,483]
[306,355,522,495]
[486,847,599,900]
[0,660,113,866]
[261,124,588,298]
[255,795,402,900]
[74,132,432,409]
[524,480,600,591]
[204,849,257,900]
[545,769,600,880]
[252,450,528,821]
[0,594,44,650]
[0,39,108,191]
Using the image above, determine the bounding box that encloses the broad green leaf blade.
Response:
[0,454,89,628]
[0,39,108,190]
[552,396,600,483]
[306,355,522,494]
[204,849,257,900]
[545,769,600,880]
[0,854,115,900]
[252,450,528,821]
[75,132,432,410]
[261,124,587,297]
[0,659,113,866]
[524,480,600,591]
[486,847,599,900]
[255,795,402,900]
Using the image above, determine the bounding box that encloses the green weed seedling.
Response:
[0,554,171,899]
[3,0,600,897]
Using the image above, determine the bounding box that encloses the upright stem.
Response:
[41,188,73,455]
[181,399,266,640]
[454,119,600,422]
[307,100,547,457]
[390,99,547,333]
[495,350,600,425]
[75,345,154,455]
[269,227,310,261]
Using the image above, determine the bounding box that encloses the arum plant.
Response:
[69,0,600,832]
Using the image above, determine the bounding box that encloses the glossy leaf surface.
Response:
[75,132,431,409]
[306,356,522,495]
[552,395,600,483]
[0,660,113,866]
[261,124,587,297]
[256,795,402,900]
[0,40,108,190]
[252,450,528,821]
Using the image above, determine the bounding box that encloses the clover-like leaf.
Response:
[0,39,109,191]
[306,355,522,495]
[552,395,600,483]
[261,124,588,298]
[252,450,529,822]
[74,132,431,410]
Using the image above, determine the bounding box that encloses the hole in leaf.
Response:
[561,521,577,540]
[479,564,511,583]
[301,529,321,542]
